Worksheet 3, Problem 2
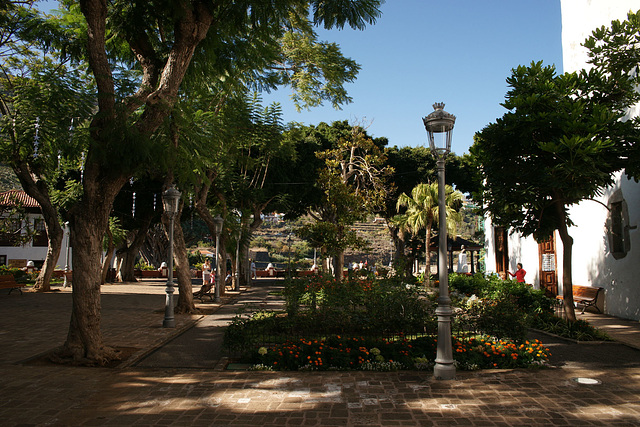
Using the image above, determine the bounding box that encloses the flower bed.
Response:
[247,335,550,371]
[226,272,554,371]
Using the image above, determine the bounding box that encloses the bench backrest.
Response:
[573,285,601,298]
[0,274,17,283]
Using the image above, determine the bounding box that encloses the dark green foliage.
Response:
[450,273,554,342]
[468,298,529,342]
[0,265,27,281]
[0,165,20,191]
[282,273,434,335]
[224,275,435,355]
[450,273,607,342]
[471,61,625,241]
[224,273,557,371]
[532,316,611,341]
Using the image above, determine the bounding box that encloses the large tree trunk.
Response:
[238,208,264,287]
[333,251,344,281]
[101,227,116,285]
[139,224,167,267]
[60,180,125,365]
[33,222,63,292]
[556,201,577,322]
[170,206,197,314]
[217,234,229,296]
[116,216,153,282]
[116,244,138,282]
[321,247,330,273]
[57,0,213,365]
[12,164,63,293]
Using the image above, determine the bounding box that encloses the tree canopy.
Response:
[0,0,384,364]
[471,9,640,319]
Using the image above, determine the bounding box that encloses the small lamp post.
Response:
[423,102,456,380]
[162,185,181,328]
[287,233,293,279]
[63,221,71,288]
[235,228,241,292]
[213,215,224,302]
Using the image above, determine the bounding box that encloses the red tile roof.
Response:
[0,189,40,208]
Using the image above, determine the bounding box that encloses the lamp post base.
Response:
[434,363,456,380]
[163,283,175,328]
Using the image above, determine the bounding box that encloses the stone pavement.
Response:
[0,279,639,426]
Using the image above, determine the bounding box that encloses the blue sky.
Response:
[263,0,564,155]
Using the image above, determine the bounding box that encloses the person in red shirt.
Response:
[508,263,526,283]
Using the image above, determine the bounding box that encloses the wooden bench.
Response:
[557,285,603,313]
[0,274,23,295]
[193,283,214,302]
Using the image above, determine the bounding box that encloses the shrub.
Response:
[225,273,555,371]
[0,266,27,281]
[449,273,556,342]
[281,274,433,336]
[135,260,156,271]
[532,314,611,341]
[188,251,206,267]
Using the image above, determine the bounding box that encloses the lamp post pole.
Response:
[213,216,223,302]
[287,233,293,279]
[235,230,241,292]
[162,186,181,328]
[424,102,456,380]
[63,221,70,288]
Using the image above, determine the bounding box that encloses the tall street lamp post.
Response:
[213,215,224,302]
[423,102,456,380]
[63,221,71,288]
[235,228,241,292]
[287,233,293,279]
[162,185,182,328]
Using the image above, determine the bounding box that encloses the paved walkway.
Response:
[0,279,639,426]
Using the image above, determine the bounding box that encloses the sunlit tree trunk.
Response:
[555,198,576,322]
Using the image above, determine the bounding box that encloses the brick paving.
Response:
[1,279,639,426]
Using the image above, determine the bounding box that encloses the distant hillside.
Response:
[0,164,20,192]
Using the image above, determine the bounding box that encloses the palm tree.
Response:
[395,182,462,285]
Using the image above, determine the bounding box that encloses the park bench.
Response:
[0,274,23,295]
[193,282,214,302]
[557,285,603,313]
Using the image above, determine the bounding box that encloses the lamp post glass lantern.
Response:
[213,215,224,302]
[162,186,181,328]
[423,102,456,380]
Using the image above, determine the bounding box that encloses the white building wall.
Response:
[1,215,72,270]
[561,0,639,320]
[563,173,640,320]
[484,1,640,320]
[483,217,544,289]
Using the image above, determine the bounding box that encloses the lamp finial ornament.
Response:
[433,102,445,110]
